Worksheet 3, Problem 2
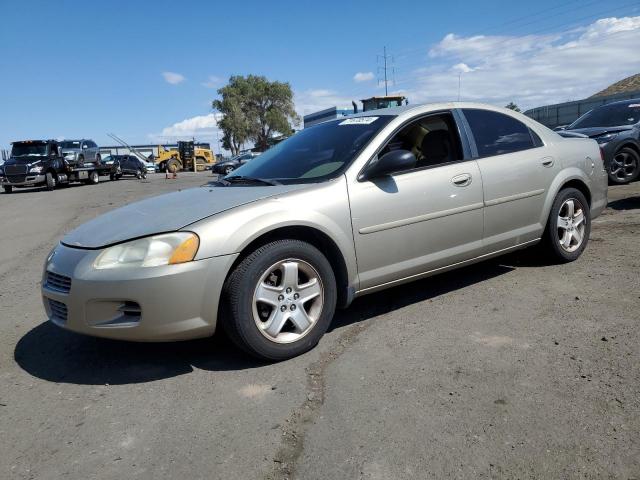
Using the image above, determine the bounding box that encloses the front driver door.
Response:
[348,111,485,291]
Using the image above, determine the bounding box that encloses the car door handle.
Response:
[541,157,554,167]
[451,173,472,187]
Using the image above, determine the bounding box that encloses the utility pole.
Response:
[377,46,394,96]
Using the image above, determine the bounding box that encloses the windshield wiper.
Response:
[222,176,280,186]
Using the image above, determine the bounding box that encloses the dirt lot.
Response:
[0,173,638,479]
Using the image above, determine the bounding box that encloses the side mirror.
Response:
[360,149,416,180]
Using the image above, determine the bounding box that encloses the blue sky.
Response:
[1,0,640,152]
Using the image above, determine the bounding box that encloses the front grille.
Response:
[48,299,68,323]
[4,164,28,175]
[6,175,27,184]
[45,271,72,293]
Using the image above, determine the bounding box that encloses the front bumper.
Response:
[1,174,45,186]
[41,243,238,341]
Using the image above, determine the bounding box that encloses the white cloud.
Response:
[404,16,640,110]
[451,63,474,74]
[162,71,185,85]
[353,71,375,83]
[201,75,222,88]
[148,113,223,146]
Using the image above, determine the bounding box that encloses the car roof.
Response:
[348,101,530,119]
[591,97,640,108]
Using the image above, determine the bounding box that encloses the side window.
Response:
[463,109,536,157]
[378,112,463,172]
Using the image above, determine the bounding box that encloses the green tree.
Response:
[213,75,298,154]
[505,102,521,112]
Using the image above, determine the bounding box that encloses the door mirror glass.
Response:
[361,149,416,180]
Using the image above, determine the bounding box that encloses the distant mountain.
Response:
[590,73,640,98]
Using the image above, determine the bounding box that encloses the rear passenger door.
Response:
[461,109,559,252]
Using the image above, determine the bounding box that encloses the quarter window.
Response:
[463,109,537,157]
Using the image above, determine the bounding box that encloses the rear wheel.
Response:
[95,154,102,166]
[45,172,57,191]
[86,170,99,185]
[222,240,337,361]
[3,185,12,194]
[608,147,640,184]
[542,188,590,263]
[77,155,84,168]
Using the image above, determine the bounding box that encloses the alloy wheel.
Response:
[252,258,324,344]
[610,151,638,182]
[557,198,586,253]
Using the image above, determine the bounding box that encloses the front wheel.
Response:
[542,188,590,263]
[45,172,57,191]
[222,240,337,361]
[608,147,640,184]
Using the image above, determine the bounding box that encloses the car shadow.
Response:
[15,253,534,386]
[607,196,640,211]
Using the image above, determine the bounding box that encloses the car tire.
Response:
[95,154,102,165]
[221,239,337,361]
[542,188,590,263]
[45,172,57,191]
[86,170,99,185]
[608,146,640,184]
[77,155,84,168]
[3,185,12,194]
[224,165,234,175]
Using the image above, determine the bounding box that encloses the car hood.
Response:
[563,125,634,138]
[61,183,310,249]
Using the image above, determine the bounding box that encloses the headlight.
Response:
[94,232,199,270]
[595,133,618,144]
[29,166,43,173]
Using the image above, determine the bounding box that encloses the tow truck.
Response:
[0,140,112,193]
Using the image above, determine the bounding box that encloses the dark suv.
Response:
[560,99,640,184]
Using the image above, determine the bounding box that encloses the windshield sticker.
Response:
[339,117,379,125]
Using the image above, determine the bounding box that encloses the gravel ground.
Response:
[0,173,638,479]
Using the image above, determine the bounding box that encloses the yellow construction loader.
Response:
[155,141,216,172]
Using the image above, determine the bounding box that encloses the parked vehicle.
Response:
[1,140,110,193]
[559,99,640,184]
[42,103,607,360]
[109,155,148,180]
[59,139,101,167]
[212,152,259,175]
[100,154,126,167]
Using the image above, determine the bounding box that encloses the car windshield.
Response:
[11,142,49,157]
[59,141,81,149]
[227,115,393,183]
[570,101,640,128]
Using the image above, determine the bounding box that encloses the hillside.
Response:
[590,73,640,97]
